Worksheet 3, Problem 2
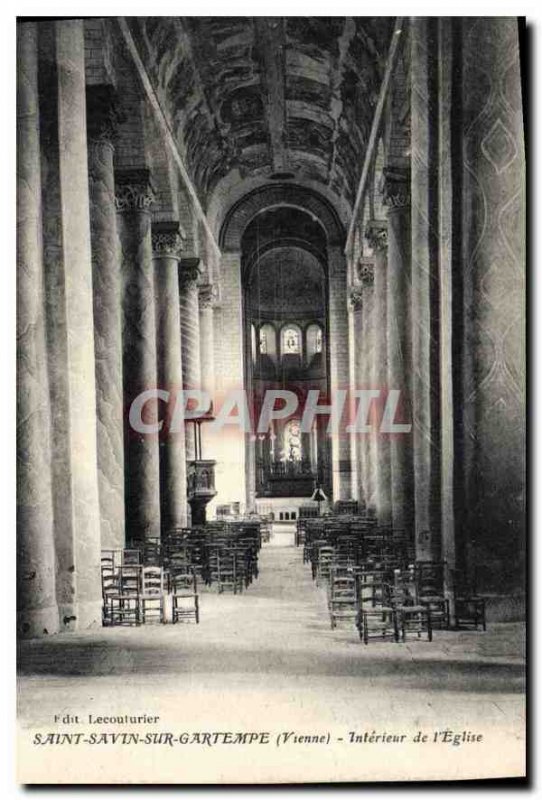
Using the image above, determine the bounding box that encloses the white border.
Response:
[1,6,536,799]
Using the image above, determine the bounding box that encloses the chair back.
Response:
[142,566,164,596]
[118,565,141,595]
[392,567,419,607]
[122,549,141,566]
[414,561,446,598]
[101,566,120,598]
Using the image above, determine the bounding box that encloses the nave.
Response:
[18,534,525,782]
[17,18,525,643]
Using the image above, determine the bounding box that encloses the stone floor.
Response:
[17,537,526,783]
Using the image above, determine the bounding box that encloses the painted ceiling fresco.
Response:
[127,17,393,208]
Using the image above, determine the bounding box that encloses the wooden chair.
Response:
[107,565,142,626]
[451,568,486,631]
[328,569,358,629]
[316,545,334,586]
[171,571,200,624]
[392,567,432,642]
[414,561,450,629]
[101,549,122,572]
[356,575,398,644]
[101,565,120,626]
[140,566,165,624]
[217,552,244,594]
[142,539,162,567]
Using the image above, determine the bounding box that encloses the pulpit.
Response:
[187,459,217,526]
[186,416,216,525]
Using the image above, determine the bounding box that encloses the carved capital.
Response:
[179,257,203,290]
[365,219,388,253]
[357,257,375,287]
[151,221,185,260]
[114,168,156,213]
[86,84,124,144]
[381,167,410,210]
[349,285,364,310]
[198,283,218,309]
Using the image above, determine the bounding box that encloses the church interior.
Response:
[17,17,525,778]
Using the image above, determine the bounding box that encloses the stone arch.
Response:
[219,184,345,253]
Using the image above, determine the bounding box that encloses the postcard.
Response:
[16,15,526,784]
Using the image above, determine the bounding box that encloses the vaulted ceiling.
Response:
[127,17,393,210]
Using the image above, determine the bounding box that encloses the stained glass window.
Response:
[282,327,300,354]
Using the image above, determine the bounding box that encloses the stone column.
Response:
[17,22,59,637]
[349,286,365,506]
[347,293,360,502]
[116,168,161,542]
[410,17,442,560]
[358,258,377,513]
[198,283,216,402]
[328,244,352,501]
[436,19,456,578]
[365,220,392,524]
[383,168,414,538]
[87,85,125,549]
[55,20,103,628]
[211,251,246,510]
[153,222,188,530]
[198,282,230,511]
[38,19,74,630]
[179,258,202,462]
[459,18,525,593]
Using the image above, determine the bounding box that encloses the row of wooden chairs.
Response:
[299,513,486,634]
[114,521,262,598]
[101,554,199,626]
[323,556,486,635]
[327,566,434,642]
[164,522,262,593]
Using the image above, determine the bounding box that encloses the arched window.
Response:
[258,324,277,361]
[306,323,323,362]
[281,325,301,356]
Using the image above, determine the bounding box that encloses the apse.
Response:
[242,206,332,498]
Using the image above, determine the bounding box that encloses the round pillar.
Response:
[198,283,216,402]
[179,259,202,462]
[365,220,392,524]
[87,85,125,549]
[358,258,377,513]
[55,20,103,629]
[349,286,365,507]
[153,222,188,530]
[116,168,161,542]
[17,22,59,637]
[383,168,415,539]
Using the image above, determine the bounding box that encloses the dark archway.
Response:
[241,207,333,500]
[219,183,345,252]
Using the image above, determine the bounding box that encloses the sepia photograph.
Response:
[15,12,526,785]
